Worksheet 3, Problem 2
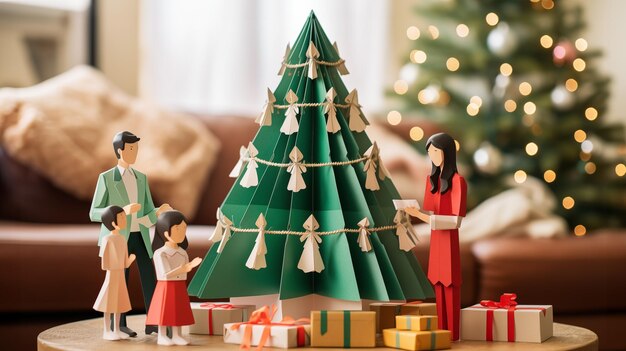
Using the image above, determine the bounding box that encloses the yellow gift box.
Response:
[383,329,451,351]
[310,311,376,348]
[400,302,437,316]
[396,315,438,331]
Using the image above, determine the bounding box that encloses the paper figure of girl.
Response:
[93,205,136,340]
[405,133,467,341]
[146,211,202,346]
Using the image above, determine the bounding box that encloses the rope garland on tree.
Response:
[278,41,349,79]
[209,208,419,273]
[233,143,386,192]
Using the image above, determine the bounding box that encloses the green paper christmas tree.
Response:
[188,11,433,303]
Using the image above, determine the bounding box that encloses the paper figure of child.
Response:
[93,205,136,340]
[146,211,202,346]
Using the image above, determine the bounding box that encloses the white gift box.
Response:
[188,302,256,335]
[223,322,311,349]
[461,304,553,343]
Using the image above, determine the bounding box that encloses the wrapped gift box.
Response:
[310,310,376,348]
[396,315,438,331]
[383,329,451,351]
[461,303,553,343]
[400,301,437,316]
[369,303,403,333]
[223,322,310,349]
[189,302,256,335]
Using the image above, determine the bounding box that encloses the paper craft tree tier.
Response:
[188,11,434,303]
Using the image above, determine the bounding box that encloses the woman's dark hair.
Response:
[152,210,188,252]
[102,205,125,231]
[426,133,458,195]
[112,131,141,159]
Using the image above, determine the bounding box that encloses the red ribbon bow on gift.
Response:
[478,293,546,342]
[200,303,235,335]
[230,305,309,350]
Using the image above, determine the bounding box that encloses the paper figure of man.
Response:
[90,131,172,336]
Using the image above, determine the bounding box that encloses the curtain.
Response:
[140,0,389,116]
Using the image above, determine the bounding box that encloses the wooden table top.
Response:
[38,314,598,351]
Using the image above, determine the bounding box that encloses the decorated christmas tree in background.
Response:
[189,11,433,303]
[390,0,626,233]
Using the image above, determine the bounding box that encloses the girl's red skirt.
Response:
[146,280,195,326]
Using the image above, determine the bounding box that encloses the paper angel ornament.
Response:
[240,142,259,188]
[306,41,320,80]
[394,210,419,251]
[246,214,268,270]
[287,147,307,192]
[297,215,324,273]
[210,208,233,253]
[280,90,300,135]
[357,218,372,252]
[229,146,249,178]
[324,88,341,133]
[255,88,276,126]
[363,143,390,191]
[332,42,350,75]
[277,44,291,75]
[345,89,369,132]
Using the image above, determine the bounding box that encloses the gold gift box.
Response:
[400,302,437,316]
[383,329,451,351]
[396,315,438,331]
[310,310,376,348]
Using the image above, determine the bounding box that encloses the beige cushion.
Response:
[0,65,220,218]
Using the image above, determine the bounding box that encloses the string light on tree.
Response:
[581,140,594,153]
[526,142,539,156]
[573,58,586,72]
[387,110,402,125]
[485,12,499,26]
[584,162,596,174]
[544,170,557,183]
[394,80,409,95]
[418,85,440,105]
[473,142,503,174]
[542,0,555,10]
[519,82,532,96]
[456,24,470,37]
[514,170,528,184]
[428,25,440,39]
[500,63,513,76]
[551,85,575,109]
[585,107,598,121]
[487,22,518,56]
[575,38,588,51]
[562,196,575,210]
[616,163,626,177]
[574,129,587,143]
[540,35,553,48]
[565,78,578,92]
[407,26,421,40]
[411,50,427,64]
[446,57,460,71]
[504,99,517,112]
[409,126,424,141]
[524,102,537,115]
[574,225,587,236]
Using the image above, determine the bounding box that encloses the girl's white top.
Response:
[153,245,189,281]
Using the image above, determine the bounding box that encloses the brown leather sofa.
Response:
[1,115,625,351]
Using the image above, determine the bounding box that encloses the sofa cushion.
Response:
[472,230,626,313]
